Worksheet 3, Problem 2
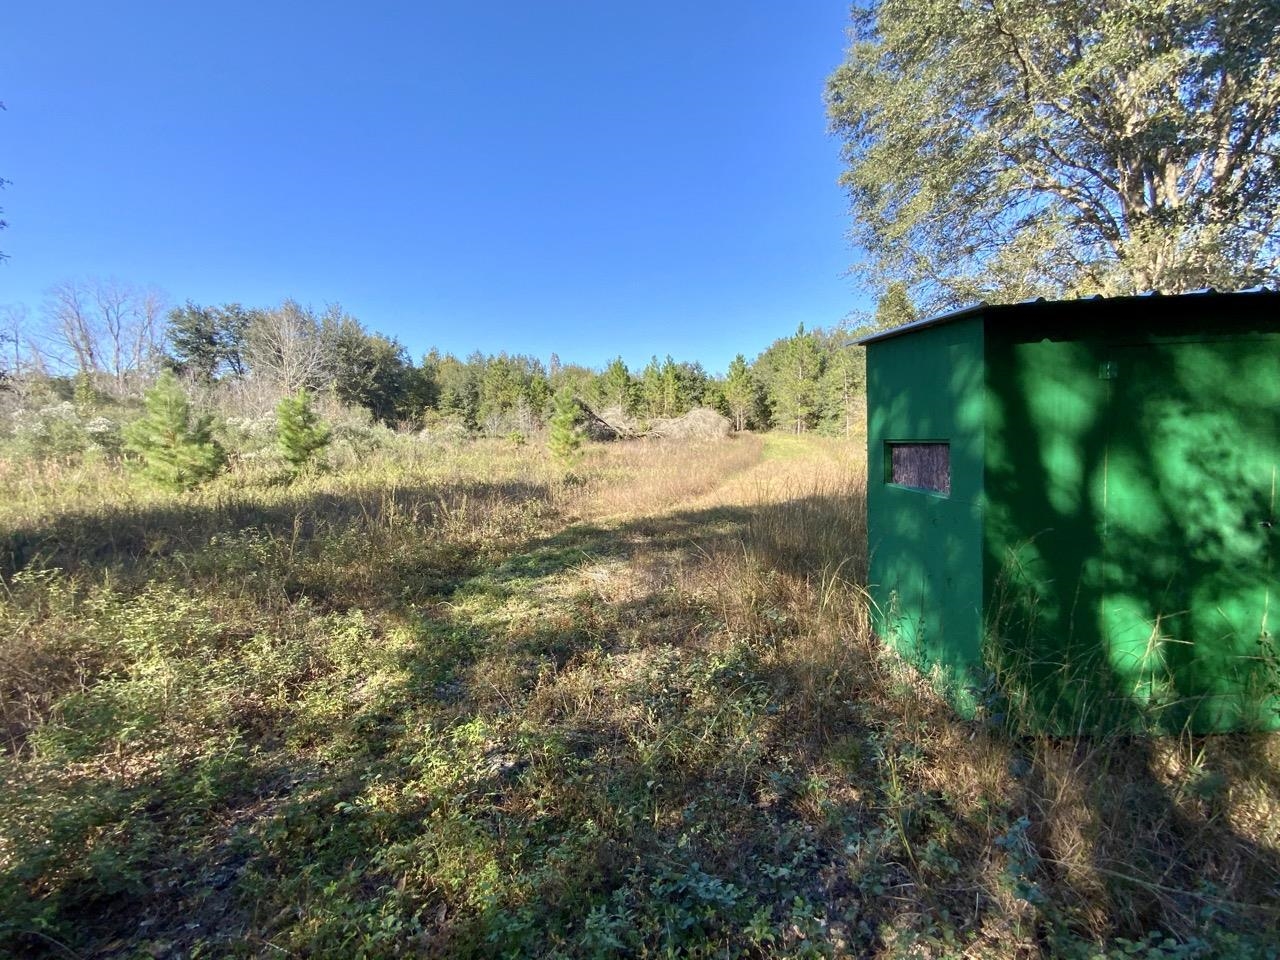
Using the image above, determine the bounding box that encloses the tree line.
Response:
[160,298,883,435]
[1,277,904,446]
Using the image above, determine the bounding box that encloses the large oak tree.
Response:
[826,0,1280,310]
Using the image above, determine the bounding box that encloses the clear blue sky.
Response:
[1,2,864,374]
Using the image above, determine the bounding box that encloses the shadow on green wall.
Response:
[984,333,1279,735]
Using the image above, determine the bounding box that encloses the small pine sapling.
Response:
[72,371,100,417]
[276,389,331,472]
[123,371,225,490]
[547,388,584,465]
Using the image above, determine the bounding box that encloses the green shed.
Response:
[861,289,1280,733]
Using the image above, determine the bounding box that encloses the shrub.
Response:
[83,416,123,458]
[123,371,225,490]
[7,401,91,460]
[217,414,277,460]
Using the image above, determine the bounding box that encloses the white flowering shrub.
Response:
[328,421,394,468]
[217,415,279,461]
[84,416,123,457]
[8,402,92,460]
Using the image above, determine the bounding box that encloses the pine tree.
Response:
[477,354,524,432]
[638,355,692,418]
[436,353,481,429]
[72,371,100,417]
[594,357,635,413]
[818,339,864,438]
[124,371,225,490]
[723,354,756,432]
[547,388,583,465]
[276,389,331,471]
[874,282,917,331]
[765,325,825,434]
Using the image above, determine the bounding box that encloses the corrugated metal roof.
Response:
[855,286,1280,346]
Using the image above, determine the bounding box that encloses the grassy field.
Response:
[2,434,1278,959]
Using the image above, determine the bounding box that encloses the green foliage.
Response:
[140,293,871,441]
[275,388,331,471]
[637,355,707,419]
[434,351,482,429]
[166,301,253,382]
[71,371,100,416]
[477,354,524,426]
[322,312,414,424]
[8,402,91,460]
[826,0,1280,307]
[754,325,825,434]
[166,302,222,383]
[549,360,596,402]
[547,388,583,464]
[874,281,917,332]
[722,354,757,432]
[475,352,550,434]
[817,336,864,438]
[593,356,637,413]
[2,377,125,462]
[122,372,224,489]
[408,348,443,415]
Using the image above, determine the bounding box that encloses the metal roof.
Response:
[855,286,1280,346]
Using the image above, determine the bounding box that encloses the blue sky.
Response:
[1,2,863,374]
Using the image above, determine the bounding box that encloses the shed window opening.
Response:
[887,442,951,495]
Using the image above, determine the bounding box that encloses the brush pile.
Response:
[589,403,731,441]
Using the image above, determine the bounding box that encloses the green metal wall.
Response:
[982,303,1280,733]
[867,295,1279,733]
[866,316,987,711]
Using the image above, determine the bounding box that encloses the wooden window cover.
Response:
[888,442,950,495]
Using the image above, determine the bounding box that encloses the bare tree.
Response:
[41,279,167,393]
[244,299,328,396]
[0,101,9,263]
[45,280,98,374]
[0,303,28,378]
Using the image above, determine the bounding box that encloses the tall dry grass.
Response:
[660,434,1280,952]
[568,433,765,520]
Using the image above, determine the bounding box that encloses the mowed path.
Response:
[446,434,864,666]
[393,431,883,954]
